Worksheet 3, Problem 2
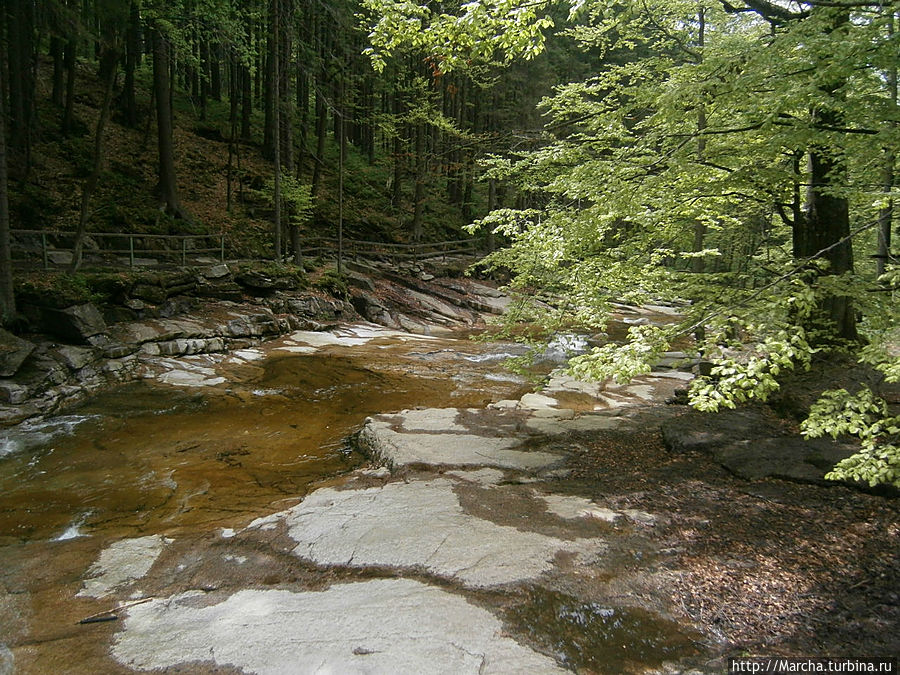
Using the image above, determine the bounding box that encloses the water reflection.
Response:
[0,334,534,544]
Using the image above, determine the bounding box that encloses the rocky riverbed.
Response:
[1,260,897,674]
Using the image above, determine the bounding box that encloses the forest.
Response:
[0,0,898,487]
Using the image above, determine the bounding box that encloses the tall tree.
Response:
[72,3,124,271]
[0,38,14,324]
[151,22,189,220]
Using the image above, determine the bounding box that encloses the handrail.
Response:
[10,229,480,269]
[11,229,226,268]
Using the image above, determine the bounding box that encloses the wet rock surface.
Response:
[0,259,506,423]
[1,315,721,674]
[2,279,894,674]
[87,353,707,674]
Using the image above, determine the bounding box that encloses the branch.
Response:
[720,0,808,21]
[774,202,795,227]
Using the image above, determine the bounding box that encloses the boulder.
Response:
[195,279,244,301]
[0,381,31,404]
[54,345,97,371]
[41,303,108,344]
[661,406,859,485]
[0,329,36,377]
[346,271,376,292]
[235,269,298,292]
[201,263,231,280]
[284,295,347,321]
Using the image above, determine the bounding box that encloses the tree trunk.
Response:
[240,61,252,140]
[263,2,275,159]
[412,123,426,242]
[122,0,140,126]
[802,147,856,339]
[72,47,120,272]
[199,37,209,120]
[278,0,294,176]
[7,1,35,174]
[0,46,15,323]
[62,34,77,135]
[50,36,64,106]
[876,12,896,280]
[391,92,403,207]
[691,9,707,274]
[152,27,187,220]
[210,42,222,101]
[272,0,282,261]
[311,90,327,196]
[227,49,238,212]
[793,9,857,340]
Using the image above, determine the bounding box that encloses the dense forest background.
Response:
[0,0,585,305]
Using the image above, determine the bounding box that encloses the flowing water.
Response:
[0,324,701,673]
[0,332,533,545]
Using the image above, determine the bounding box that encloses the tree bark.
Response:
[50,36,65,106]
[311,90,327,196]
[272,0,283,261]
[803,147,856,339]
[412,123,426,242]
[794,9,857,340]
[72,47,120,272]
[122,0,140,127]
[152,26,187,220]
[876,12,896,280]
[62,34,77,135]
[240,61,252,140]
[0,44,15,323]
[691,8,707,275]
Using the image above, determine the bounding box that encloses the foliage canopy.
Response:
[365,0,900,486]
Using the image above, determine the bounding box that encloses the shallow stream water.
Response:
[0,331,533,545]
[0,323,702,674]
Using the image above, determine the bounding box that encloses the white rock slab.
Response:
[157,370,226,387]
[398,407,467,432]
[540,494,621,522]
[249,479,603,588]
[273,345,318,354]
[286,330,373,348]
[231,348,265,361]
[358,418,561,471]
[111,579,565,674]
[519,393,561,410]
[78,535,167,598]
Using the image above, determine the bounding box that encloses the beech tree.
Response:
[365,0,900,486]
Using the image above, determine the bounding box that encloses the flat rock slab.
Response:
[357,411,563,471]
[77,535,167,598]
[112,579,565,674]
[248,478,604,588]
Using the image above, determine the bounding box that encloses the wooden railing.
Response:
[301,237,478,261]
[10,229,480,269]
[11,230,225,268]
